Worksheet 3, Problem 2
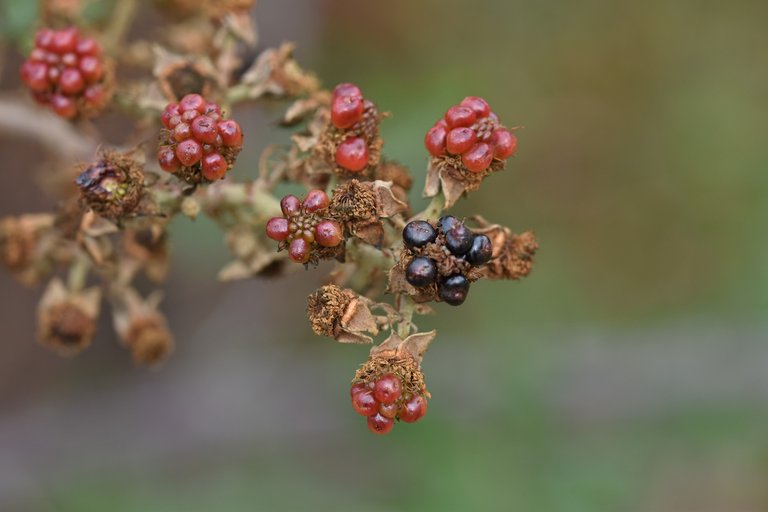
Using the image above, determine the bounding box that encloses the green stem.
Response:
[397,294,416,337]
[103,0,138,54]
[67,256,90,293]
[417,191,445,222]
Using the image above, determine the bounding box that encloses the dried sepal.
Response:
[239,42,320,99]
[282,91,330,126]
[153,45,220,101]
[37,278,100,357]
[471,216,539,280]
[306,284,379,344]
[0,214,56,286]
[111,287,174,366]
[328,179,407,247]
[423,155,507,209]
[374,160,413,204]
[122,221,170,283]
[219,225,289,281]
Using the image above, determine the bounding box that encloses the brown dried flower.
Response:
[122,222,170,283]
[473,217,539,280]
[37,278,101,356]
[75,150,146,222]
[328,179,407,247]
[306,285,379,344]
[424,155,507,209]
[239,43,320,99]
[0,214,56,286]
[111,287,174,367]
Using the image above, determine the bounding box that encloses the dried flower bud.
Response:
[306,285,379,344]
[240,43,319,99]
[75,150,145,221]
[111,287,174,366]
[328,179,407,246]
[472,218,538,280]
[37,278,100,356]
[0,214,56,285]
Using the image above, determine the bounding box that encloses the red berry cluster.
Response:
[350,374,428,435]
[266,190,343,264]
[157,94,243,182]
[424,96,517,173]
[330,83,378,173]
[20,27,109,119]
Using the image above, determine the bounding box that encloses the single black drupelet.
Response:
[438,274,470,306]
[403,220,437,249]
[444,222,474,256]
[406,256,438,287]
[466,234,493,265]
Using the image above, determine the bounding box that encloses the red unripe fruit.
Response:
[47,66,60,83]
[35,29,55,50]
[459,96,490,117]
[331,95,364,129]
[78,56,103,82]
[303,189,330,213]
[461,142,493,173]
[352,390,378,416]
[175,139,203,166]
[191,115,218,144]
[205,103,222,117]
[491,129,517,159]
[181,109,198,123]
[179,93,205,113]
[173,122,192,141]
[161,104,180,129]
[444,105,476,128]
[76,38,101,56]
[367,413,394,435]
[373,374,402,403]
[332,82,362,100]
[59,68,85,95]
[50,94,76,118]
[350,382,368,397]
[301,230,315,243]
[51,28,78,54]
[217,120,243,147]
[378,401,399,419]
[20,62,49,92]
[201,153,228,181]
[399,394,427,423]
[446,127,477,155]
[280,195,302,217]
[335,137,369,172]
[265,217,290,241]
[288,237,310,263]
[157,146,181,172]
[424,124,448,156]
[314,220,343,247]
[61,53,77,67]
[29,48,46,62]
[83,84,106,107]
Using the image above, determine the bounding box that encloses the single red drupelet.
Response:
[335,137,369,172]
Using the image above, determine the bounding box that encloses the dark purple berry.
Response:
[444,222,474,256]
[438,274,470,306]
[405,257,437,287]
[438,215,459,234]
[403,220,437,249]
[466,234,493,265]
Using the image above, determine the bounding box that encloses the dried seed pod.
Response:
[306,285,379,344]
[37,278,100,357]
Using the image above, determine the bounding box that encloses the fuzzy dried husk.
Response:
[328,179,407,247]
[37,278,101,356]
[0,214,57,285]
[424,155,507,209]
[306,285,378,344]
[471,216,538,280]
[76,149,145,221]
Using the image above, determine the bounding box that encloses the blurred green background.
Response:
[1,0,768,511]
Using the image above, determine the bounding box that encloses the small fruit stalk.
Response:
[265,190,344,264]
[396,216,493,306]
[157,94,243,184]
[424,96,518,208]
[320,83,384,176]
[20,27,112,119]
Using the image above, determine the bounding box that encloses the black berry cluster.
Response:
[350,374,428,435]
[402,216,493,306]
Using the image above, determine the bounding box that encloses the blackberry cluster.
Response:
[330,83,379,173]
[424,96,517,173]
[265,190,343,264]
[350,374,428,435]
[403,216,493,306]
[157,94,243,183]
[20,27,109,119]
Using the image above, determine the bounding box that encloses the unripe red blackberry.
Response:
[331,95,364,129]
[367,413,394,435]
[352,389,378,416]
[373,373,402,403]
[399,394,428,423]
[266,191,345,265]
[157,94,243,184]
[335,137,369,172]
[403,220,437,249]
[425,96,517,175]
[20,27,111,119]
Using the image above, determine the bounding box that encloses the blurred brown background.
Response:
[1,0,768,511]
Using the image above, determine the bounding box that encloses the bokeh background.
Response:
[2,0,768,510]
